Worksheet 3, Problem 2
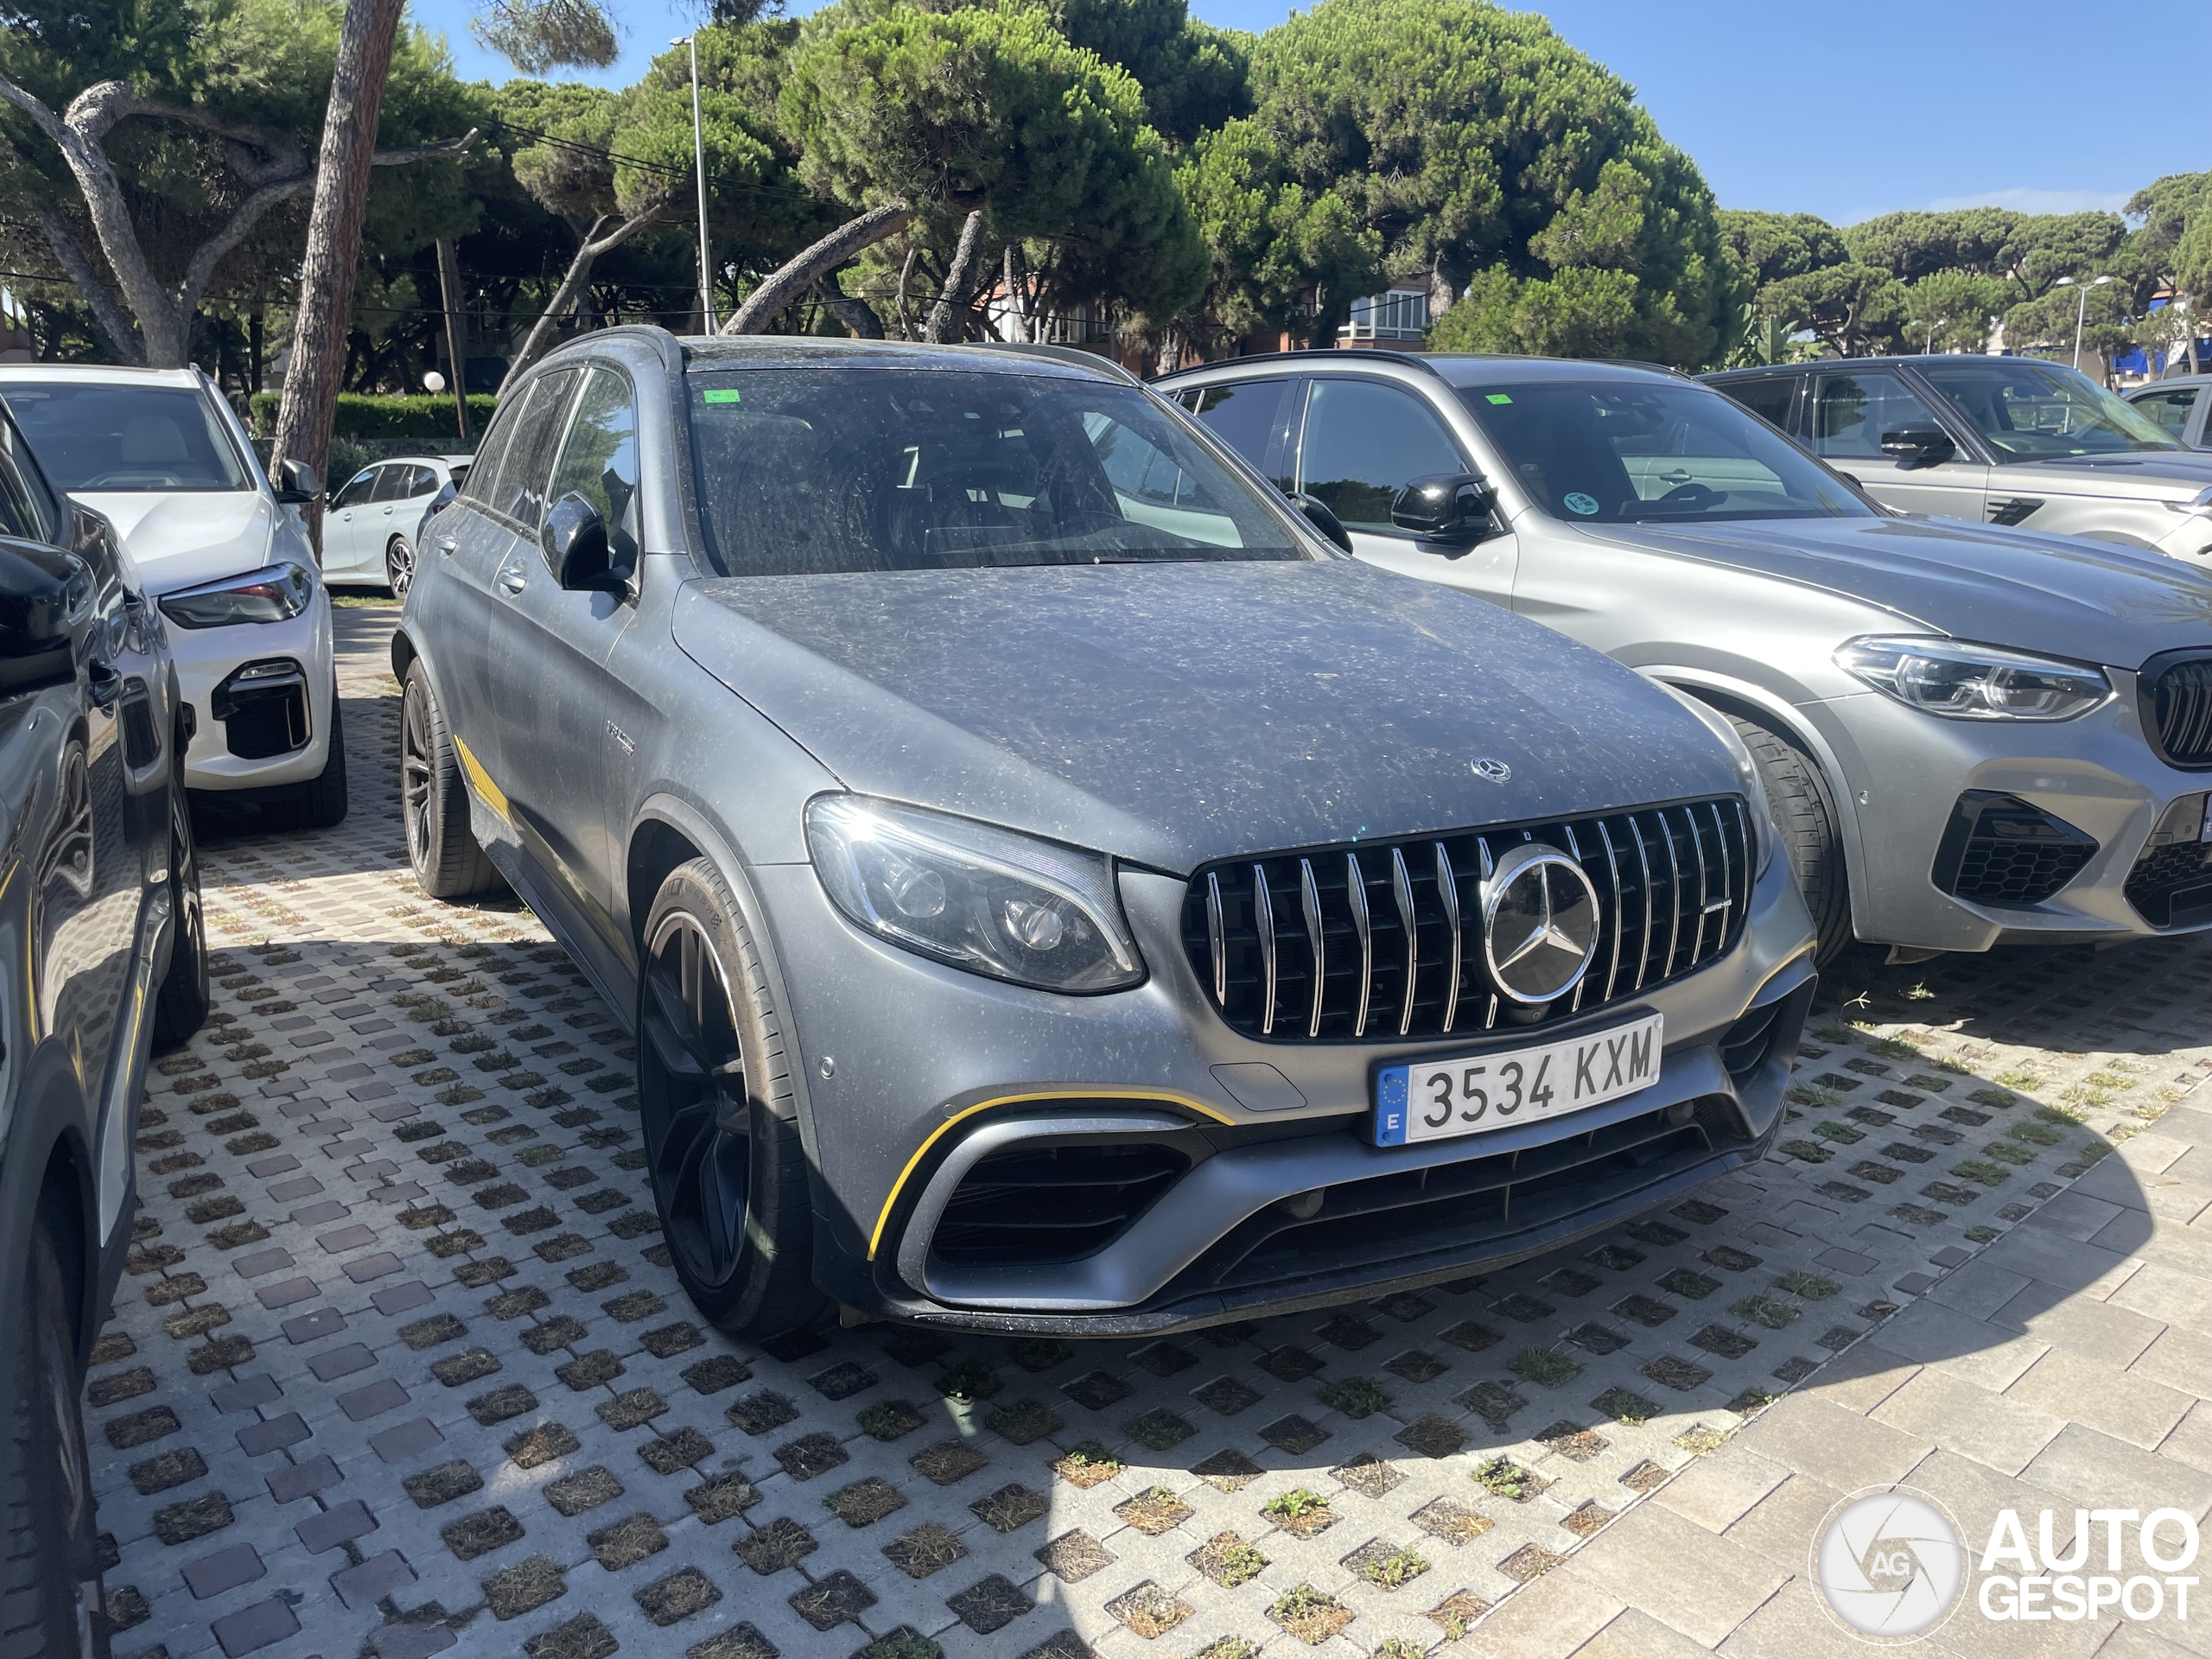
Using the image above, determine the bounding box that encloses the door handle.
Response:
[435,536,457,554]
[495,558,528,597]
[87,658,123,710]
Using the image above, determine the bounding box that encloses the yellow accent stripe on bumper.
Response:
[865,1089,1235,1261]
[453,735,509,821]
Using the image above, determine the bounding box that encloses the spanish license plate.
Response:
[1374,1013,1664,1147]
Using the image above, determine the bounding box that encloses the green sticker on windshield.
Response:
[702,389,742,404]
[1485,393,1514,404]
[1563,491,1600,515]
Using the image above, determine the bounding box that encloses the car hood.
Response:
[672,558,1740,873]
[1572,514,2212,667]
[2002,450,2212,499]
[67,490,276,594]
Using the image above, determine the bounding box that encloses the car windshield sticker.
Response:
[702,389,742,404]
[1564,491,1600,515]
[1485,393,1513,404]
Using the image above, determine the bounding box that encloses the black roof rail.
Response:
[960,340,1143,385]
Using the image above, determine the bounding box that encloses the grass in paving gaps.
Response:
[1675,1425,1729,1455]
[1268,1585,1353,1645]
[2008,1119,2065,1146]
[1316,1376,1389,1419]
[1356,1545,1430,1589]
[1508,1347,1580,1388]
[1775,1270,1840,1300]
[1950,1160,2011,1187]
[1729,1294,1799,1330]
[1188,1531,1269,1587]
[1051,1442,1122,1488]
[1471,1458,1534,1500]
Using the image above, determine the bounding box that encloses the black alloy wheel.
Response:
[386,534,416,600]
[640,909,753,1288]
[635,858,818,1337]
[399,664,497,899]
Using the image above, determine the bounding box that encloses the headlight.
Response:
[2162,486,2212,517]
[1663,687,1777,875]
[1835,636,2111,721]
[805,795,1145,993]
[158,562,314,630]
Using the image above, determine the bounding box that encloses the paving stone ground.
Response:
[89,602,2212,1659]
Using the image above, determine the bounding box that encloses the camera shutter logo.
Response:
[1812,1485,1969,1642]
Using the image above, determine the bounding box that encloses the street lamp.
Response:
[2054,275,2113,372]
[675,35,715,333]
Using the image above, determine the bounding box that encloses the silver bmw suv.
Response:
[393,327,1815,1338]
[1159,351,2212,965]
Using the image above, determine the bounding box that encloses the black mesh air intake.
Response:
[2125,793,2212,928]
[931,1141,1190,1267]
[1931,791,2096,907]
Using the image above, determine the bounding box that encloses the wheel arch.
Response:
[1649,668,1872,923]
[624,796,820,1136]
[4,1048,103,1364]
[389,626,418,686]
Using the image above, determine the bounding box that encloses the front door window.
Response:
[1296,379,1466,532]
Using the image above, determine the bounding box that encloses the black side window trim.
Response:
[1890,366,1991,464]
[480,367,591,536]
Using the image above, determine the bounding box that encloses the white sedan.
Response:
[0,365,346,825]
[324,453,471,594]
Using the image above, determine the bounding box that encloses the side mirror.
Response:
[1390,472,1493,541]
[0,543,90,692]
[274,456,321,505]
[1287,491,1352,553]
[1879,425,1955,466]
[543,492,626,594]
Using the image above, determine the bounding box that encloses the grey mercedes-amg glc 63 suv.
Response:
[393,328,1816,1338]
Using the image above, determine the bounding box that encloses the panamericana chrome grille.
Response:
[2146,656,2212,767]
[1182,798,1751,1043]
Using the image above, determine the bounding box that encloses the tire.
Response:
[637,858,822,1339]
[0,1206,108,1659]
[288,690,348,830]
[152,766,208,1051]
[385,534,416,600]
[401,663,499,900]
[1732,714,1852,966]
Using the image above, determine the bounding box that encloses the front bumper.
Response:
[770,833,1818,1334]
[168,592,335,790]
[1822,673,2212,951]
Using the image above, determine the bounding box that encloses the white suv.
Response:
[0,365,345,825]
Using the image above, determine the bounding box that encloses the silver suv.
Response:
[1159,350,2212,964]
[1705,355,2212,560]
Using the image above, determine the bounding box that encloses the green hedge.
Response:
[247,391,498,440]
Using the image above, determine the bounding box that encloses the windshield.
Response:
[0,383,252,492]
[1917,359,2184,460]
[1458,379,1874,524]
[687,367,1307,575]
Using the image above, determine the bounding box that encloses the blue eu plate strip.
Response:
[1375,1067,1409,1147]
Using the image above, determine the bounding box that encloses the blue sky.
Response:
[413,0,2212,225]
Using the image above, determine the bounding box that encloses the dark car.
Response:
[392,327,1815,1340]
[0,408,206,1648]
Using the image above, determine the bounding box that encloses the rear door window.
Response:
[1722,376,1802,436]
[487,370,582,531]
[1187,378,1292,484]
